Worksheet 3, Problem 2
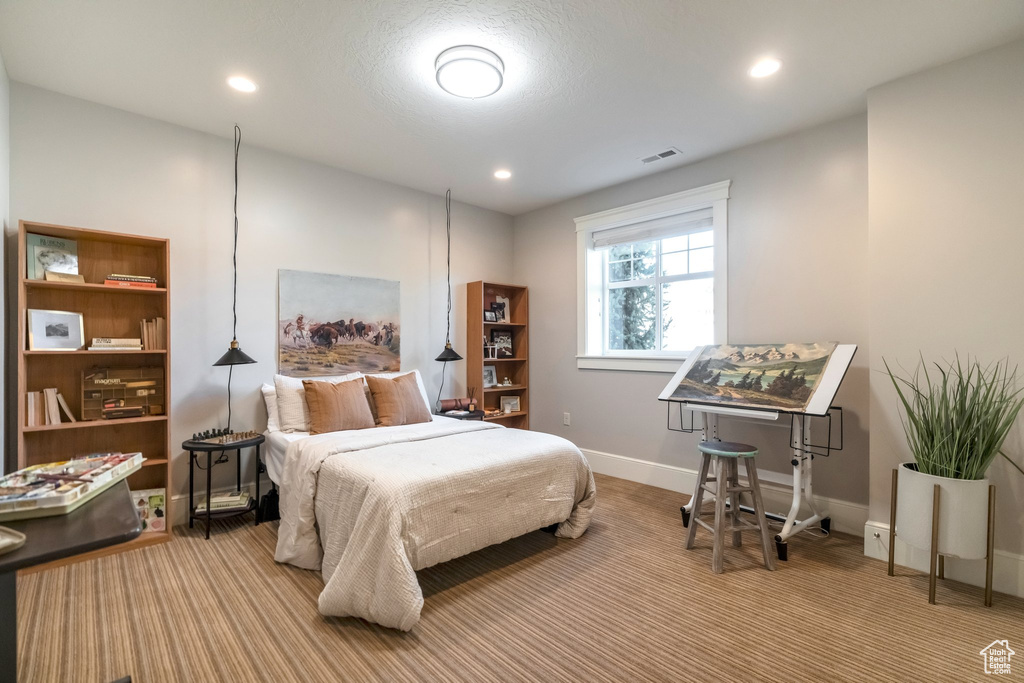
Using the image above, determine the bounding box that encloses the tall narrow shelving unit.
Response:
[16,221,172,567]
[466,281,529,429]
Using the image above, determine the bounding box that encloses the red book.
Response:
[104,280,157,288]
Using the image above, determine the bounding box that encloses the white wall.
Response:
[867,39,1024,555]
[0,51,8,475]
[8,83,513,497]
[512,115,870,507]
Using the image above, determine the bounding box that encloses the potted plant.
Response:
[886,355,1024,561]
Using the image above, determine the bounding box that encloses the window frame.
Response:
[575,180,730,373]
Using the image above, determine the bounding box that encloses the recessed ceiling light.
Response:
[494,170,512,179]
[227,76,258,93]
[435,45,504,99]
[748,58,782,79]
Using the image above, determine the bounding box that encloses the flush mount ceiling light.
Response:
[494,170,512,179]
[227,76,258,92]
[748,57,782,78]
[435,45,504,98]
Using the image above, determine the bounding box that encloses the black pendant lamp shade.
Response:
[436,189,463,363]
[435,342,462,363]
[214,339,256,366]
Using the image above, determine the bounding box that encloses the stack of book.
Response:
[194,491,251,515]
[25,388,77,426]
[88,337,142,351]
[102,398,146,420]
[140,318,166,350]
[104,273,157,289]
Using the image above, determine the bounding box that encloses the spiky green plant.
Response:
[885,355,1024,480]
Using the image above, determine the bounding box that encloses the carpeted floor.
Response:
[16,473,1023,682]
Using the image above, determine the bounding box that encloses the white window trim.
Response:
[575,180,730,373]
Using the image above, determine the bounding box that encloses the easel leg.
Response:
[985,484,995,607]
[928,484,940,605]
[888,468,897,576]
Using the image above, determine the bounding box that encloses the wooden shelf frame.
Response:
[467,281,529,430]
[16,220,172,561]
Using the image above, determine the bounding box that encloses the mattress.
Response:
[263,429,310,485]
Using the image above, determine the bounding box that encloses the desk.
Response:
[0,481,142,681]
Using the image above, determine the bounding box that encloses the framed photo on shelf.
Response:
[27,309,84,351]
[500,395,521,413]
[483,366,498,388]
[490,299,508,323]
[490,329,513,358]
[484,310,497,323]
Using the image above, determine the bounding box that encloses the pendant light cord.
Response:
[227,124,241,431]
[437,188,453,411]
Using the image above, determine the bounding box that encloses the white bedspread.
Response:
[274,417,596,630]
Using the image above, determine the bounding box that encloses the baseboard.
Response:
[863,520,1024,599]
[580,448,868,536]
[170,475,274,528]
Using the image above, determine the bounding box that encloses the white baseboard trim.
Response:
[170,476,274,528]
[580,448,868,537]
[863,520,1024,599]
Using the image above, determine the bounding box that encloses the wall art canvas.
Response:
[662,342,839,412]
[278,269,400,377]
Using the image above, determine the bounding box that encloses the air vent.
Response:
[639,147,683,165]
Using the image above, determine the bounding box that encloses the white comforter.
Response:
[274,417,596,631]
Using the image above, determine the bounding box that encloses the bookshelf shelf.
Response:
[467,281,529,430]
[16,220,172,567]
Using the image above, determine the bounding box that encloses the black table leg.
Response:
[1,571,16,682]
[236,448,241,493]
[205,452,212,540]
[188,451,194,529]
[255,444,261,526]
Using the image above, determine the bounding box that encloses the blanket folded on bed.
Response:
[274,419,596,630]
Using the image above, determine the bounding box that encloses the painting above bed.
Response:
[278,269,400,377]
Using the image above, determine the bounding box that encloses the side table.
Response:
[182,433,265,539]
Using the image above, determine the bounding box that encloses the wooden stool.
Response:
[685,441,776,573]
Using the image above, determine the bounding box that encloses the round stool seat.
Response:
[698,441,758,457]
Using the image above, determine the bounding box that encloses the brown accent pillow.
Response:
[302,378,375,435]
[365,373,431,427]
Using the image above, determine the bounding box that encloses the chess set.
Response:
[190,428,261,445]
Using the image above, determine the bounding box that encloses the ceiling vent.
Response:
[640,147,683,165]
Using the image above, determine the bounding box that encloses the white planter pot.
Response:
[895,462,990,560]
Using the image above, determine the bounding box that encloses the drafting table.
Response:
[658,343,857,560]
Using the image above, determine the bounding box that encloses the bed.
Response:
[263,374,596,631]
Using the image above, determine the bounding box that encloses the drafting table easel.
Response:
[658,343,857,561]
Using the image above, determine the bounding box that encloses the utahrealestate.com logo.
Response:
[980,640,1014,675]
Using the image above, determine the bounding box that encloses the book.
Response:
[25,391,44,427]
[195,491,251,515]
[131,488,166,533]
[88,346,143,351]
[26,234,78,280]
[139,318,165,350]
[102,406,146,419]
[56,392,77,422]
[91,337,142,346]
[104,279,157,288]
[43,271,85,283]
[106,274,157,283]
[43,388,61,425]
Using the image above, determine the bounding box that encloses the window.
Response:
[575,181,729,372]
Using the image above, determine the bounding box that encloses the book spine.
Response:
[92,337,142,345]
[104,280,157,288]
[106,274,157,282]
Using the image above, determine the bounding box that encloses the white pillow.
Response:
[273,372,363,432]
[363,370,433,420]
[261,383,281,432]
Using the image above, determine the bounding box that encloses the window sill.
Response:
[576,355,686,373]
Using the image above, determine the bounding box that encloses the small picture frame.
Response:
[27,309,85,351]
[483,366,498,388]
[500,395,521,413]
[483,310,498,323]
[490,329,513,358]
[490,300,508,323]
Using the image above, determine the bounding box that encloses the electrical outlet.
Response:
[563,412,571,426]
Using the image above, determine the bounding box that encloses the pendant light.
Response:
[213,125,256,428]
[435,190,462,408]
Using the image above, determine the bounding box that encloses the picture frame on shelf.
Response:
[26,233,78,280]
[27,309,85,351]
[490,329,513,358]
[500,395,521,413]
[490,299,507,323]
[483,366,498,388]
[484,310,497,323]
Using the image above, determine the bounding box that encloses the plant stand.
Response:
[887,467,996,606]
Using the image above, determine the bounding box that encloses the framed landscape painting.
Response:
[278,269,400,377]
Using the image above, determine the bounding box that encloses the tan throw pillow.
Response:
[302,378,375,435]
[365,373,432,427]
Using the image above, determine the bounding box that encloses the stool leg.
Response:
[685,452,711,550]
[744,457,776,571]
[712,456,728,574]
[728,458,742,548]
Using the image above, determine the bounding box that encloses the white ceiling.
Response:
[1,1,1023,215]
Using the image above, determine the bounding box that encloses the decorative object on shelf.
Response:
[43,271,85,284]
[885,354,1024,606]
[435,189,464,410]
[26,233,77,280]
[213,125,258,430]
[81,367,165,420]
[491,329,513,358]
[483,366,497,388]
[501,377,512,386]
[26,309,84,351]
[500,395,521,413]
[278,270,400,376]
[484,310,497,323]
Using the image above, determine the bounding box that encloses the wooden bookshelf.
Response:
[16,220,172,566]
[467,281,529,429]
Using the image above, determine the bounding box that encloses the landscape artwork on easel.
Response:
[668,343,838,411]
